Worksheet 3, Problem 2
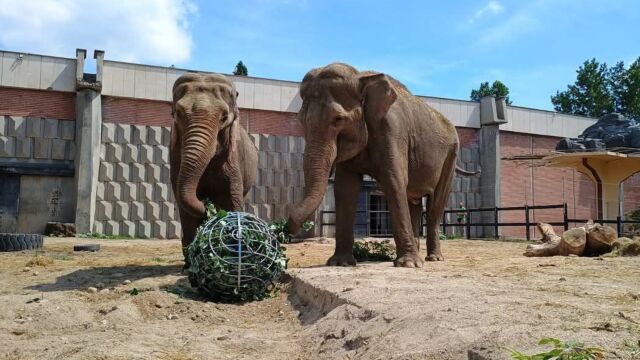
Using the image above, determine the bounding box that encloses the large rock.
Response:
[556,113,640,151]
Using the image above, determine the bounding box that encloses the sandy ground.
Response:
[0,237,638,359]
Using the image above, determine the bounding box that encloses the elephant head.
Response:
[171,73,240,219]
[288,63,399,233]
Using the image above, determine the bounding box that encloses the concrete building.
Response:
[1,48,638,239]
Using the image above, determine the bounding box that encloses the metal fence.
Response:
[442,203,640,240]
[321,203,640,239]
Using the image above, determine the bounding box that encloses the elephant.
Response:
[287,63,478,268]
[170,73,258,255]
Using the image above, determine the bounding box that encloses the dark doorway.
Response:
[354,189,369,236]
[368,192,393,237]
[0,174,20,233]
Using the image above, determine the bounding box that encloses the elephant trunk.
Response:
[176,120,218,219]
[288,141,337,234]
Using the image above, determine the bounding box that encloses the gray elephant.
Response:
[288,63,477,268]
[170,73,258,254]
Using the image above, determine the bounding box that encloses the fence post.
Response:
[493,206,499,240]
[524,205,530,241]
[441,211,445,237]
[563,203,569,231]
[465,208,471,240]
[617,216,622,235]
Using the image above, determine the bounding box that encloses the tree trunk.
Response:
[524,222,619,257]
[584,223,618,256]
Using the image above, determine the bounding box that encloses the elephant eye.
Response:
[332,115,347,126]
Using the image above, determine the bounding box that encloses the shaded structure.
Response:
[542,151,640,221]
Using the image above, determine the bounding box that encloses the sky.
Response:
[0,0,638,110]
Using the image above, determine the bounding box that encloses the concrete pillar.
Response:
[479,96,508,237]
[74,49,103,233]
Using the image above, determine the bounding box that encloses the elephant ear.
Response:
[220,89,240,130]
[359,73,397,125]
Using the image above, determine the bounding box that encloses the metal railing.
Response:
[321,203,640,239]
[442,204,567,240]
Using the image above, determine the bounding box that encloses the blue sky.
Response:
[1,0,638,110]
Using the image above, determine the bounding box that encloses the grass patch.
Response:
[149,257,168,263]
[25,251,54,267]
[162,285,190,298]
[606,237,640,257]
[50,253,73,261]
[508,337,605,359]
[78,233,134,240]
[353,239,395,262]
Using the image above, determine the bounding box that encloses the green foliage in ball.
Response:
[186,203,288,302]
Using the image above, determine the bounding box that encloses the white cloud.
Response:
[470,1,504,22]
[476,12,539,45]
[0,0,196,65]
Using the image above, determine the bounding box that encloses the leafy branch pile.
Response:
[353,239,396,262]
[269,218,314,244]
[186,203,288,302]
[508,337,605,360]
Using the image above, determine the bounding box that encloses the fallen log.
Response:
[524,221,617,257]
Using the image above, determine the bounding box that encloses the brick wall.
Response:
[102,96,303,137]
[500,131,598,238]
[0,88,75,121]
[457,127,479,148]
[623,173,640,232]
[102,96,173,127]
[241,109,302,136]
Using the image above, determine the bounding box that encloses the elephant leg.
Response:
[425,152,456,261]
[409,198,423,251]
[380,177,423,268]
[327,164,361,266]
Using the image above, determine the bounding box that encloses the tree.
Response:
[551,59,613,117]
[618,58,640,119]
[551,57,640,119]
[470,80,512,104]
[233,61,248,76]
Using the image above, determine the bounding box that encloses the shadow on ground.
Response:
[26,264,184,292]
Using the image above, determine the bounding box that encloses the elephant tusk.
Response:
[455,166,481,176]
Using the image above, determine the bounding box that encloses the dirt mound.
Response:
[2,238,639,359]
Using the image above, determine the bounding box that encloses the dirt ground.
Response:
[0,237,638,360]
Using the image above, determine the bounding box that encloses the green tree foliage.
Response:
[551,58,640,119]
[470,80,512,104]
[233,60,248,76]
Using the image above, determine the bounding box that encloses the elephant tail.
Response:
[455,166,480,176]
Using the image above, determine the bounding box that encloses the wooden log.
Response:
[558,227,587,256]
[523,223,562,257]
[537,223,561,243]
[583,223,617,256]
[523,222,585,257]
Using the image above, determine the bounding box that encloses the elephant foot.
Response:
[426,253,444,261]
[394,253,424,268]
[326,253,357,266]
